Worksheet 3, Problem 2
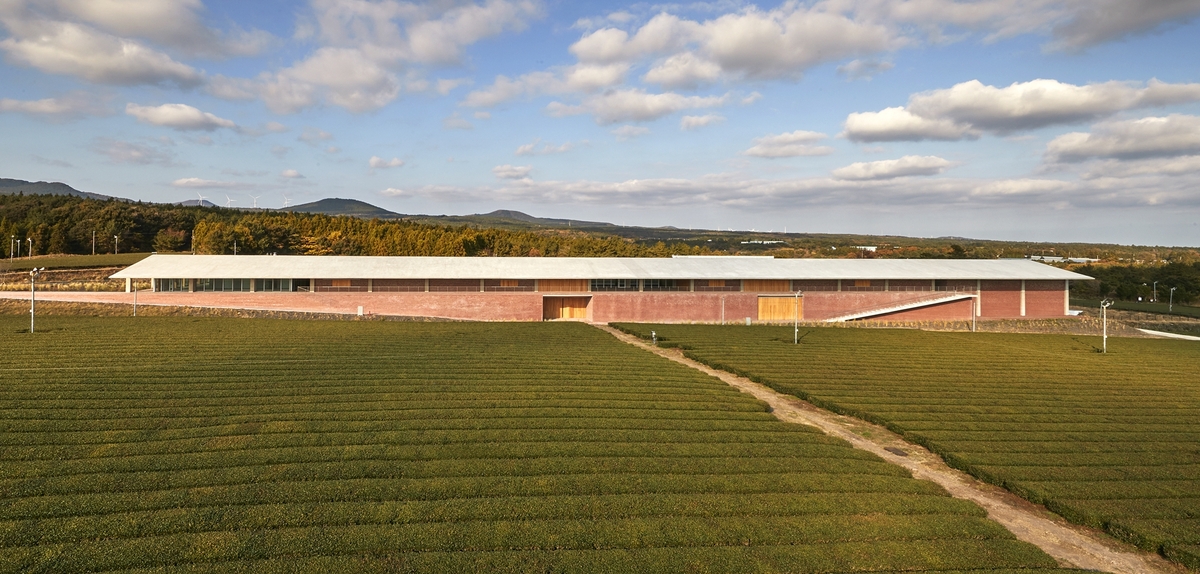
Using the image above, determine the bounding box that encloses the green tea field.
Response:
[614,323,1200,569]
[0,317,1075,573]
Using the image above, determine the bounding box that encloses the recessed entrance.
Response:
[543,296,590,320]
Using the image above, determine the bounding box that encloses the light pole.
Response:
[1100,298,1113,353]
[26,238,31,258]
[92,231,95,256]
[793,290,803,344]
[1152,281,1158,303]
[29,267,44,333]
[8,235,13,263]
[113,235,118,255]
[1169,287,1177,313]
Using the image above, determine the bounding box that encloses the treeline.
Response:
[1070,262,1199,304]
[0,193,713,258]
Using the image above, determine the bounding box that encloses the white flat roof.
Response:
[111,255,1092,281]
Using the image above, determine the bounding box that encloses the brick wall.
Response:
[1025,280,1068,318]
[979,280,1021,317]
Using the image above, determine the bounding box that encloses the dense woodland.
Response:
[1071,262,1199,304]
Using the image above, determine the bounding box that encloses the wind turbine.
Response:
[224,195,236,208]
[249,195,261,209]
[282,194,291,208]
[196,191,208,207]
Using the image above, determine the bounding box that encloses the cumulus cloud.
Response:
[207,0,538,113]
[1046,114,1200,163]
[680,114,724,130]
[264,121,289,133]
[844,106,979,142]
[844,78,1200,142]
[370,156,405,168]
[515,139,573,156]
[743,131,834,158]
[611,125,650,140]
[832,155,955,180]
[280,169,304,179]
[171,178,240,188]
[0,19,203,87]
[462,63,628,108]
[90,137,178,166]
[1049,0,1200,50]
[125,103,237,131]
[547,88,729,125]
[493,164,533,179]
[0,92,110,120]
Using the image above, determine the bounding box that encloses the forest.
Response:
[0,193,712,258]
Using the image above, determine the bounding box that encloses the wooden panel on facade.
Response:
[758,296,801,321]
[538,279,589,292]
[331,279,351,287]
[743,280,790,293]
[543,296,590,320]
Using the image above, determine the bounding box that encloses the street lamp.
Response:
[114,235,119,255]
[26,238,31,258]
[1169,287,1177,313]
[1100,298,1113,353]
[1152,281,1159,303]
[794,290,803,344]
[29,267,44,333]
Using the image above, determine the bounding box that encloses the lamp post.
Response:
[1100,298,1113,353]
[26,238,31,258]
[113,235,118,255]
[794,290,803,344]
[1169,287,1177,313]
[29,267,44,333]
[92,231,95,256]
[1152,281,1158,303]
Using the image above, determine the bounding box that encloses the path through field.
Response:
[595,324,1181,574]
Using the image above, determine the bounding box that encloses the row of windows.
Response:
[157,279,294,292]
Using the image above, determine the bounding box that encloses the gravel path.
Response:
[596,324,1184,574]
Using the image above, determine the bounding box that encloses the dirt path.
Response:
[595,324,1184,574]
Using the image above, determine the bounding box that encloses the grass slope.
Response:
[613,323,1200,569]
[0,318,1072,573]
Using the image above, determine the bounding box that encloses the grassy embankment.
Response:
[0,318,1076,573]
[614,323,1200,569]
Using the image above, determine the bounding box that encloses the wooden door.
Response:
[758,296,801,322]
[543,297,590,320]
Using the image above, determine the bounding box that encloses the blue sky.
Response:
[2,0,1199,245]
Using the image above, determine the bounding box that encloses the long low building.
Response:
[111,255,1091,323]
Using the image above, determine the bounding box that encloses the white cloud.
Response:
[743,130,834,158]
[837,58,893,80]
[325,145,340,154]
[844,78,1200,142]
[298,127,333,144]
[493,164,533,179]
[281,169,304,179]
[1046,114,1200,163]
[0,19,203,87]
[843,106,979,142]
[90,137,178,166]
[264,121,289,133]
[473,111,491,119]
[1080,156,1200,179]
[611,125,650,140]
[643,52,722,89]
[171,178,240,188]
[832,155,955,180]
[1048,0,1200,50]
[436,77,472,95]
[680,114,724,130]
[515,138,573,155]
[210,0,539,113]
[370,156,405,168]
[547,88,729,125]
[0,92,109,120]
[461,64,627,108]
[125,103,237,131]
[443,113,474,130]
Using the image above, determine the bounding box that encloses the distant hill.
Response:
[175,199,219,207]
[0,178,111,200]
[286,198,403,218]
[401,209,616,230]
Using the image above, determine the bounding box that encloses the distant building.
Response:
[111,255,1091,323]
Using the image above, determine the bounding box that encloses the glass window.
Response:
[590,279,639,291]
